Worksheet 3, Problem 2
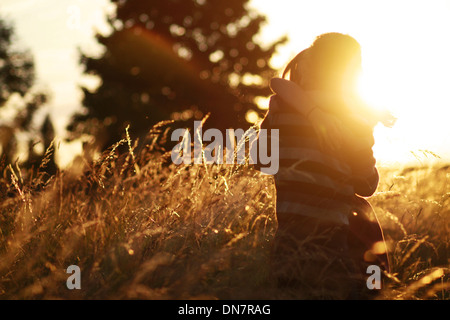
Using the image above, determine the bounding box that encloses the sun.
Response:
[357,71,387,113]
[250,0,450,163]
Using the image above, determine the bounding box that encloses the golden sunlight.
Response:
[250,0,450,164]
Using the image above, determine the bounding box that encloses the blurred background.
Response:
[1,0,450,171]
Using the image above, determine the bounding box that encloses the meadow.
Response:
[0,126,448,300]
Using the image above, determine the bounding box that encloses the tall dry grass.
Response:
[0,124,448,299]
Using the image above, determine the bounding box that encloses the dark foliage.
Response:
[67,0,286,150]
[0,17,55,175]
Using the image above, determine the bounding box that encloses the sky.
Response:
[1,0,450,167]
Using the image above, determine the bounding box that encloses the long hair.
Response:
[282,49,308,85]
[283,33,362,91]
[283,33,395,127]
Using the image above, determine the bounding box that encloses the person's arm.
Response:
[343,124,379,197]
[349,153,379,197]
[270,78,344,151]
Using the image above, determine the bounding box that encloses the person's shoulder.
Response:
[268,93,301,115]
[269,77,294,93]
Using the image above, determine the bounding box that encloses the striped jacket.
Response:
[259,78,379,225]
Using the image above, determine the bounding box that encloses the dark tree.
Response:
[0,17,54,173]
[0,19,34,106]
[68,0,286,150]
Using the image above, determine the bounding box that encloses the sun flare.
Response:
[251,0,450,164]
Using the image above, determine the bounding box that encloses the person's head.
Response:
[283,33,362,93]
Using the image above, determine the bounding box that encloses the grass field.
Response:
[0,132,448,300]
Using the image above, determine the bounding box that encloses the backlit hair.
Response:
[283,33,362,90]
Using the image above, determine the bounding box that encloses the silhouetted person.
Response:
[258,33,395,299]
